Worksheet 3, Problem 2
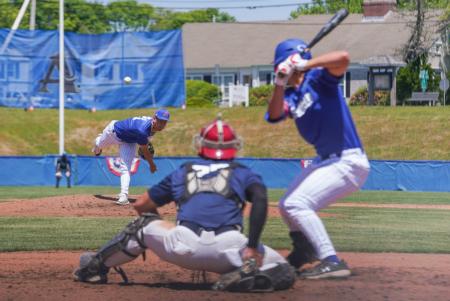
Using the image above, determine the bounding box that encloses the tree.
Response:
[290,0,363,19]
[150,8,235,30]
[396,54,440,102]
[0,0,235,33]
[290,0,448,19]
[105,0,155,32]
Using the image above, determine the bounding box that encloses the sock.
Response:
[323,255,340,264]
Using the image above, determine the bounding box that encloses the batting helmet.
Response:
[194,116,242,160]
[273,39,312,70]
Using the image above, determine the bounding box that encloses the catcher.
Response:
[74,117,296,292]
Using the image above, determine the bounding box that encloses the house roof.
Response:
[359,55,407,67]
[182,11,442,69]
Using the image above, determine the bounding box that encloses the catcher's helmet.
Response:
[194,116,242,160]
[273,39,312,70]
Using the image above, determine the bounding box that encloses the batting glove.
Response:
[274,61,293,87]
[288,53,309,72]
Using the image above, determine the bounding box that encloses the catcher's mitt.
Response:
[138,142,155,159]
[212,259,296,293]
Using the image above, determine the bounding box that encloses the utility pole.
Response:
[29,0,36,30]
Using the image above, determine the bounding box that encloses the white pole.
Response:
[29,0,36,30]
[0,0,32,54]
[59,0,65,155]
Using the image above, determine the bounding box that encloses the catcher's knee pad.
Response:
[213,260,296,293]
[74,213,161,283]
[98,212,161,266]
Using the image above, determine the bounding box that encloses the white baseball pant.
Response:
[103,220,287,274]
[279,148,370,260]
[95,120,137,196]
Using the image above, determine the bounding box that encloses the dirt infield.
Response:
[1,195,450,301]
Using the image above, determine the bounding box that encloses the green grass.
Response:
[1,106,449,160]
[3,187,449,205]
[261,207,450,253]
[0,217,130,251]
[1,188,450,253]
[268,189,450,205]
[1,207,449,253]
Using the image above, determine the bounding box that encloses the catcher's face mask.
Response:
[193,117,242,160]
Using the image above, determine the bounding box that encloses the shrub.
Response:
[349,85,390,106]
[396,54,440,104]
[249,85,274,106]
[186,96,215,108]
[349,85,368,105]
[186,80,220,107]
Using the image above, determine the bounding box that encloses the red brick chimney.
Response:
[363,0,396,17]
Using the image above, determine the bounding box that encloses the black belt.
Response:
[320,152,341,160]
[179,221,240,236]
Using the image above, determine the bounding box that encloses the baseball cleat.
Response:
[91,146,102,156]
[73,268,107,284]
[297,260,351,279]
[115,194,129,205]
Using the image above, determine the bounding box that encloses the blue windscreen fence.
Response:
[0,29,185,109]
[0,156,449,192]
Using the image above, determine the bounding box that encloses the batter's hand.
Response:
[288,53,309,71]
[241,247,263,267]
[274,61,293,87]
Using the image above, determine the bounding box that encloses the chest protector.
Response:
[182,162,242,204]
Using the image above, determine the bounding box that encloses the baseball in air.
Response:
[123,76,132,84]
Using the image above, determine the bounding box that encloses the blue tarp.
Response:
[0,156,449,192]
[0,29,185,109]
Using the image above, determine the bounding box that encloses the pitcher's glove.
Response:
[138,142,155,159]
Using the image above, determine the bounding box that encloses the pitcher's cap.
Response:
[155,109,170,121]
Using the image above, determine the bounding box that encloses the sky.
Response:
[135,0,310,22]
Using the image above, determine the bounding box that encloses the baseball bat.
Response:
[303,8,349,53]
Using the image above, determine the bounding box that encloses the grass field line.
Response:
[330,203,450,210]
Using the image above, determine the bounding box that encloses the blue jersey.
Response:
[268,68,363,157]
[113,116,155,145]
[149,158,264,229]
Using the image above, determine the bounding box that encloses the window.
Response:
[212,74,234,86]
[213,74,235,98]
[121,63,137,80]
[259,71,274,85]
[7,62,20,79]
[95,61,113,80]
[0,61,4,79]
[186,74,203,81]
[243,75,252,87]
[374,74,391,90]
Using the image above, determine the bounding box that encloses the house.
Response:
[182,0,445,105]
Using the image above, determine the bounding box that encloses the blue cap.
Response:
[273,39,312,70]
[155,109,170,121]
